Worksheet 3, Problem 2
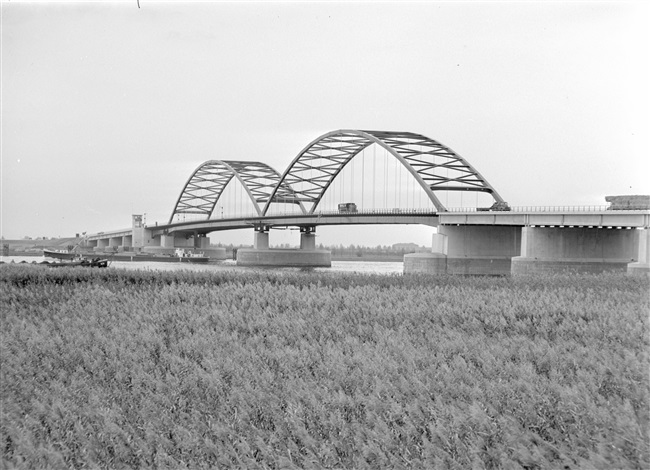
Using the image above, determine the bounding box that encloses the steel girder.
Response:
[169,160,303,223]
[262,129,504,214]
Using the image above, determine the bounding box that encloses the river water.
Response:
[1,256,404,275]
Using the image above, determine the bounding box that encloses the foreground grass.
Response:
[1,266,648,469]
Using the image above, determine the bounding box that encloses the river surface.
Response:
[1,256,404,275]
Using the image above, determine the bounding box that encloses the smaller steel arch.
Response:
[169,160,303,223]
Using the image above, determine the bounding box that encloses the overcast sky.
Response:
[2,0,648,247]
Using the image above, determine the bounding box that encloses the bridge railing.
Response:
[241,208,438,219]
[512,205,612,212]
[170,207,439,224]
[165,205,647,227]
[446,205,613,213]
[313,208,437,216]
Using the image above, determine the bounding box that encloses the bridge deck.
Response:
[86,228,132,241]
[153,211,439,236]
[86,208,650,240]
[439,210,649,228]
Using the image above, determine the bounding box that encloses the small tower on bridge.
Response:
[131,214,154,250]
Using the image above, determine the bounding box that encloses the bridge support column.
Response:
[194,234,227,260]
[144,231,226,259]
[404,233,448,274]
[94,238,109,253]
[237,226,331,267]
[254,230,270,250]
[627,229,650,276]
[197,235,210,250]
[160,234,175,249]
[300,228,316,250]
[438,225,521,275]
[99,237,120,254]
[143,233,177,256]
[511,226,638,275]
[119,235,133,252]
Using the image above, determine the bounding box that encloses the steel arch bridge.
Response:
[169,160,304,223]
[169,129,505,223]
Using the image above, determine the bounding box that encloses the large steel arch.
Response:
[169,160,304,223]
[262,129,505,214]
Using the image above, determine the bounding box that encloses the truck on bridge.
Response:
[338,202,358,213]
[477,201,511,212]
[606,195,650,211]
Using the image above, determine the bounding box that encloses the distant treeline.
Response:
[216,243,429,260]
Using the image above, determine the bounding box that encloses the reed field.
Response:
[1,265,648,469]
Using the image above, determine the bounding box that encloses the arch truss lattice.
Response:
[169,160,303,223]
[263,129,504,214]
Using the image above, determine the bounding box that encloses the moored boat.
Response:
[43,248,79,260]
[174,248,210,263]
[45,257,110,268]
[70,249,212,263]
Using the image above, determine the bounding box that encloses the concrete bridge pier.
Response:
[627,229,650,276]
[121,235,132,249]
[142,233,176,255]
[254,229,270,250]
[237,226,331,267]
[403,233,448,274]
[404,226,520,275]
[108,237,121,251]
[511,226,639,274]
[93,238,108,253]
[194,233,227,259]
[142,232,226,259]
[444,225,521,275]
[300,227,317,250]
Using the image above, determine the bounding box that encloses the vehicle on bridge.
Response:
[605,195,650,211]
[338,202,358,213]
[477,201,511,212]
